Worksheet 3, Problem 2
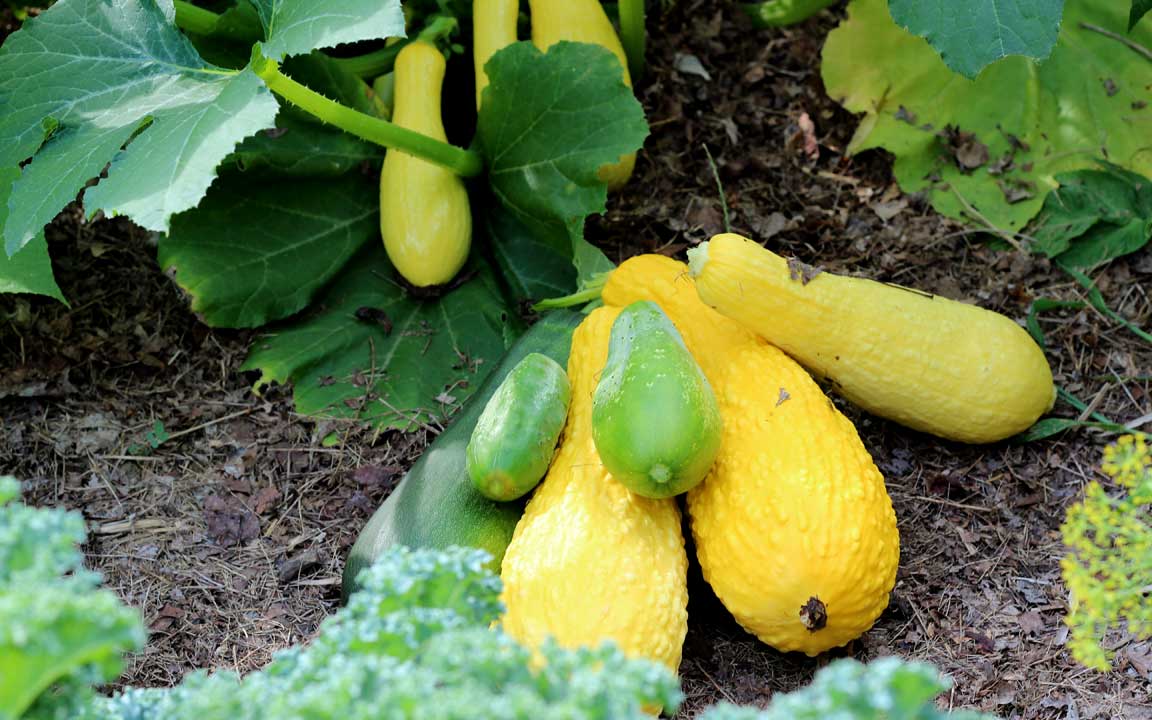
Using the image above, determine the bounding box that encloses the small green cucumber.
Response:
[466,353,572,501]
[592,300,722,498]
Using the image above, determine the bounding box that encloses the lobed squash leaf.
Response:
[0,168,64,302]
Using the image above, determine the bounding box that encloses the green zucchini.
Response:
[342,311,581,600]
[591,300,722,499]
[466,353,571,502]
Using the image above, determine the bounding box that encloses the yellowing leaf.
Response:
[822,0,1152,232]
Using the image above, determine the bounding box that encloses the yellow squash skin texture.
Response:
[689,233,1056,443]
[500,306,688,671]
[602,255,899,656]
[379,42,471,288]
[472,0,519,110]
[528,0,636,190]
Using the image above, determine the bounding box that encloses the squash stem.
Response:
[251,50,485,178]
[617,0,646,79]
[172,0,220,36]
[332,16,459,79]
[533,273,611,311]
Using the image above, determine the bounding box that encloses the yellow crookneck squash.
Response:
[379,41,471,288]
[500,305,689,672]
[528,0,636,190]
[688,233,1056,443]
[472,0,519,111]
[601,255,900,656]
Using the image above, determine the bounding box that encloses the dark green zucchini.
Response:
[342,310,581,600]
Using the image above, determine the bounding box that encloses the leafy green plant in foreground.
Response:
[1062,435,1152,670]
[2,480,992,719]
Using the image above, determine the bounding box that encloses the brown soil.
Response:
[3,1,1150,718]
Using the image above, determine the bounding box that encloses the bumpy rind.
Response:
[689,233,1056,443]
[499,306,689,670]
[603,255,900,656]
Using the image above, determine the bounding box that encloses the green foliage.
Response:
[1062,435,1152,670]
[887,0,1064,78]
[822,0,1152,233]
[0,0,280,255]
[1031,163,1152,271]
[1131,0,1152,28]
[248,0,405,61]
[698,657,996,719]
[239,248,521,432]
[478,41,646,287]
[0,478,146,720]
[0,169,63,301]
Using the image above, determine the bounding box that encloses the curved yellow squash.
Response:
[602,255,899,656]
[500,306,688,670]
[528,0,636,190]
[688,233,1056,443]
[379,42,471,288]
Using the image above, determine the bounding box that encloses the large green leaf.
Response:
[0,0,279,255]
[251,0,405,60]
[160,174,379,328]
[1032,163,1152,269]
[823,0,1152,232]
[887,0,1065,78]
[477,41,646,288]
[0,168,63,301]
[241,246,521,432]
[483,200,576,302]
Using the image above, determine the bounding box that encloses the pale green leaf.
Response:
[0,167,63,301]
[822,0,1152,232]
[478,41,645,286]
[0,0,280,255]
[252,0,406,60]
[160,174,378,328]
[241,246,521,432]
[887,0,1065,78]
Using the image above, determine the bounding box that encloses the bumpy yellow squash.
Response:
[472,0,519,110]
[379,41,471,287]
[529,0,636,190]
[500,305,688,671]
[602,255,899,656]
[688,233,1056,443]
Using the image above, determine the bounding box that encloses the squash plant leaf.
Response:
[887,0,1065,78]
[251,0,406,61]
[823,0,1152,233]
[1131,0,1152,28]
[160,173,379,328]
[0,0,279,256]
[1031,163,1152,270]
[483,199,577,302]
[0,168,63,302]
[477,41,646,288]
[241,245,522,432]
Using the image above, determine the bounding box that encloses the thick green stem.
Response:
[617,0,646,79]
[532,273,611,311]
[252,52,484,177]
[332,17,459,79]
[173,0,220,36]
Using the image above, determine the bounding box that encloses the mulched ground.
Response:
[3,1,1151,717]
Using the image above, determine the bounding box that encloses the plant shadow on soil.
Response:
[2,1,1151,718]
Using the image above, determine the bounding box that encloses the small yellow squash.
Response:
[379,41,471,288]
[472,0,519,110]
[688,233,1056,443]
[500,305,689,671]
[528,0,636,190]
[602,255,899,656]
